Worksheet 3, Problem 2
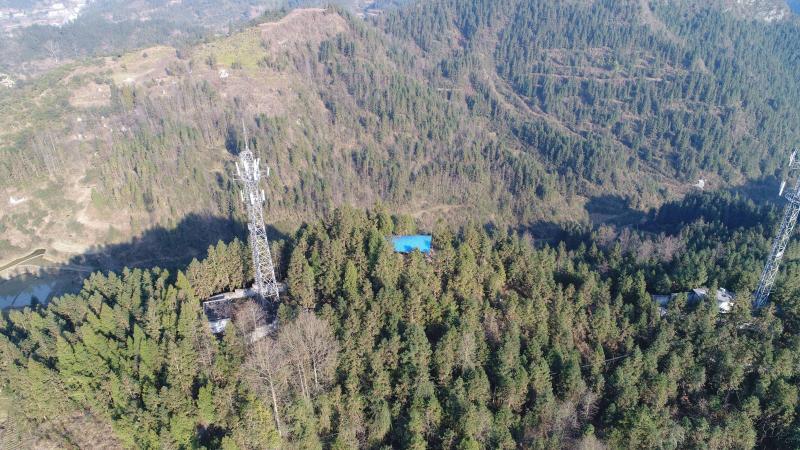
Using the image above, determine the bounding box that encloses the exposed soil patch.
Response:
[69,81,111,108]
[258,8,348,48]
[105,45,178,85]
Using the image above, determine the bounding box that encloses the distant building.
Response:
[8,196,26,205]
[0,74,14,88]
[391,235,432,254]
[652,287,734,314]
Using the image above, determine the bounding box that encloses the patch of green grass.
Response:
[35,182,68,210]
[195,28,266,70]
[0,238,24,257]
[66,219,86,235]
[90,188,113,212]
[105,225,124,243]
[10,212,30,232]
[117,46,174,68]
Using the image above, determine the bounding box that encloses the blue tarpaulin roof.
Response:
[391,235,432,254]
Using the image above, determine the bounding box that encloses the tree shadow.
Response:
[67,213,249,271]
[643,177,785,235]
[515,177,787,249]
[2,177,787,309]
[225,124,243,156]
[728,175,784,205]
[0,213,292,309]
[585,194,646,227]
[515,220,590,250]
[512,194,647,250]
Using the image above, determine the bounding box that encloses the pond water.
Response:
[0,249,87,309]
[0,269,88,309]
[789,0,800,13]
[0,280,55,309]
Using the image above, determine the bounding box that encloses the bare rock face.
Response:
[720,0,791,22]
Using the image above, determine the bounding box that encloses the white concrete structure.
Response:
[652,287,735,314]
[8,196,27,205]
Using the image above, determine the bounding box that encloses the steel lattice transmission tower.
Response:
[754,150,800,309]
[235,123,280,303]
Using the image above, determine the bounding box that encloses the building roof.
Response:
[652,287,735,313]
[391,235,432,254]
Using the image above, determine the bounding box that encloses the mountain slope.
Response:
[0,0,401,77]
[3,6,554,272]
[1,0,800,276]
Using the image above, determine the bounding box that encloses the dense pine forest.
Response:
[2,0,800,448]
[2,193,800,448]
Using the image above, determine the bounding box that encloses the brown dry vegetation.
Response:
[0,9,353,266]
[0,1,797,275]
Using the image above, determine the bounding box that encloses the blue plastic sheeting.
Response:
[391,235,432,254]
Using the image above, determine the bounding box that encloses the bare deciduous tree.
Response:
[295,311,338,392]
[235,300,266,341]
[243,309,338,439]
[279,324,312,399]
[43,40,60,60]
[595,225,618,249]
[656,234,685,263]
[245,337,288,437]
[636,239,656,263]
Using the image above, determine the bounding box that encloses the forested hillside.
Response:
[0,0,394,75]
[2,197,799,448]
[3,0,800,447]
[382,0,800,186]
[2,0,800,277]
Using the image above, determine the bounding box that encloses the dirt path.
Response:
[524,71,665,83]
[0,249,46,273]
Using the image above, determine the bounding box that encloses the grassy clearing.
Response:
[0,64,76,144]
[116,45,174,68]
[195,28,266,70]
